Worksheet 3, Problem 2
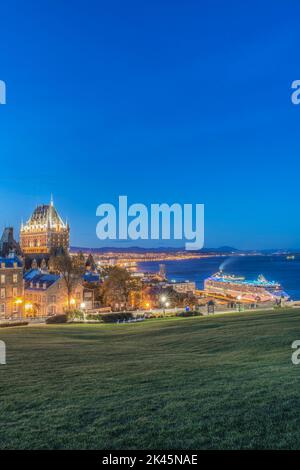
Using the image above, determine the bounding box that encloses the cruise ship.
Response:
[204,271,290,303]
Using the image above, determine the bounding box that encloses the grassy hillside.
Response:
[1,309,300,449]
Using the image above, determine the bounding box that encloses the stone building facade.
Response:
[0,255,24,319]
[24,269,83,317]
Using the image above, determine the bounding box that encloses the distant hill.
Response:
[212,246,239,253]
[70,246,240,254]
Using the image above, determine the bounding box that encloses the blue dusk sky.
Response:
[0,0,300,249]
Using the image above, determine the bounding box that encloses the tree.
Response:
[50,253,86,310]
[157,286,198,308]
[101,266,142,310]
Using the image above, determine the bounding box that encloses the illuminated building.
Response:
[83,272,101,310]
[20,196,69,256]
[0,254,24,319]
[24,268,83,317]
[166,280,196,294]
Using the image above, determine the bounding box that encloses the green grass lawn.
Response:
[1,309,300,449]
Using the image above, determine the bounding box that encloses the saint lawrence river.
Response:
[138,255,300,300]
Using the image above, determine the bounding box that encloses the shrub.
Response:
[86,313,104,322]
[46,314,67,324]
[64,309,83,321]
[101,312,134,323]
[0,321,28,328]
[176,311,201,318]
[72,310,84,321]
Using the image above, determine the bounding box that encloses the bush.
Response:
[176,311,201,318]
[86,313,104,322]
[46,314,68,324]
[64,309,83,321]
[72,310,84,321]
[101,312,134,323]
[0,321,28,328]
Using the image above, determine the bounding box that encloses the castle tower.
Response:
[20,196,70,256]
[159,264,166,280]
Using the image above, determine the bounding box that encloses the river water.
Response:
[138,255,300,300]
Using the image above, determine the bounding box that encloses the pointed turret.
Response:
[31,258,38,269]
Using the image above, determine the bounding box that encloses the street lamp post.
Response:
[80,302,86,322]
[24,303,33,319]
[15,298,23,321]
[237,295,242,312]
[160,295,167,316]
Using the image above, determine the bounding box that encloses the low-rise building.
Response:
[0,254,24,319]
[166,280,196,294]
[83,272,101,310]
[24,269,83,317]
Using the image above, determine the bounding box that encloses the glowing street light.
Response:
[14,298,23,320]
[80,302,87,323]
[24,303,33,318]
[160,295,169,317]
